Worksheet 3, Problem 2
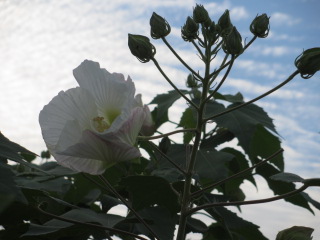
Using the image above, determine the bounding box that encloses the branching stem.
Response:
[162,37,203,81]
[188,183,309,215]
[203,70,300,122]
[152,57,199,110]
[138,128,197,141]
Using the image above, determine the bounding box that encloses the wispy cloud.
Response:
[248,45,301,57]
[271,12,301,26]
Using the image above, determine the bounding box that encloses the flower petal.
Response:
[100,107,146,145]
[57,129,141,174]
[73,60,136,124]
[133,94,155,136]
[39,88,98,150]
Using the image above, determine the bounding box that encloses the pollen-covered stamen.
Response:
[92,116,109,132]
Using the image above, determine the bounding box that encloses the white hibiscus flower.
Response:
[39,60,154,175]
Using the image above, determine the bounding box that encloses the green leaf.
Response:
[276,226,314,240]
[207,101,278,155]
[121,175,180,213]
[222,147,256,187]
[22,209,123,237]
[0,132,43,172]
[179,107,197,144]
[195,150,234,182]
[300,192,320,211]
[250,124,284,170]
[133,206,178,240]
[201,129,235,150]
[201,206,268,240]
[0,162,27,213]
[150,90,188,127]
[213,92,244,103]
[270,172,304,183]
[255,162,313,213]
[151,106,169,128]
[100,194,122,213]
[186,217,208,234]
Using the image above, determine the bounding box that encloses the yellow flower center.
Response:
[92,116,109,133]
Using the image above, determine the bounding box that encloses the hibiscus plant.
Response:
[1,4,319,240]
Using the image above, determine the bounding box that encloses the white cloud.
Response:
[235,59,289,80]
[248,45,300,57]
[271,12,301,26]
[205,1,249,20]
[225,78,304,99]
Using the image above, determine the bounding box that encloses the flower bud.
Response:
[159,136,171,154]
[250,13,270,38]
[128,34,156,63]
[181,17,199,42]
[150,12,171,39]
[295,48,320,79]
[207,21,219,43]
[222,26,243,55]
[193,4,210,24]
[218,10,233,34]
[186,74,197,88]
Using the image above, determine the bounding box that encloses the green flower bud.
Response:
[250,13,270,38]
[193,4,210,24]
[295,48,320,79]
[159,136,171,154]
[186,74,197,88]
[128,34,156,63]
[207,21,219,43]
[218,10,233,34]
[181,17,199,42]
[150,12,171,39]
[222,26,243,55]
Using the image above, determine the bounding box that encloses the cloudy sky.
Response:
[0,0,319,239]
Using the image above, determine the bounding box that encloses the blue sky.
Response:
[0,0,319,239]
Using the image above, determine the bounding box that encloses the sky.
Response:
[0,0,319,239]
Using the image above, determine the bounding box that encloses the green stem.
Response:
[209,36,257,79]
[209,53,229,86]
[176,37,211,240]
[191,39,206,61]
[162,37,203,81]
[203,70,300,122]
[191,148,283,197]
[188,183,309,215]
[98,176,160,240]
[206,55,234,102]
[152,57,199,111]
[36,204,148,240]
[138,128,197,141]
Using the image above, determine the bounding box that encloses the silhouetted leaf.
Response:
[271,172,304,183]
[121,175,180,213]
[276,226,314,240]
